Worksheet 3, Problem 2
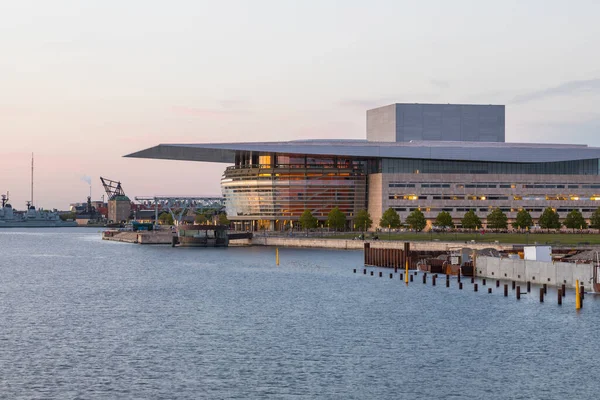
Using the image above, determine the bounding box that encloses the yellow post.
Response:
[276,248,280,266]
[576,279,581,310]
[404,257,409,284]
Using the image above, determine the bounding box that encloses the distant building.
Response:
[126,103,600,230]
[108,196,131,223]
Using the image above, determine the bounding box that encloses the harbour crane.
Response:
[100,177,126,200]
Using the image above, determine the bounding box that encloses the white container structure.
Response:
[523,245,552,262]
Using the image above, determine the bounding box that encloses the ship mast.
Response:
[31,153,34,207]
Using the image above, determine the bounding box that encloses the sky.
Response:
[1,0,600,210]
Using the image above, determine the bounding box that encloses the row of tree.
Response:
[297,206,600,232]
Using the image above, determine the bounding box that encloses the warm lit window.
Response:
[259,155,272,167]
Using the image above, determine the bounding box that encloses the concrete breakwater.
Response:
[251,236,513,251]
[102,231,175,244]
[475,256,593,291]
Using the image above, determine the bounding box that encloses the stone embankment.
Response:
[251,237,513,251]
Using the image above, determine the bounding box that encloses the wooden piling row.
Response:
[357,263,580,310]
[363,243,405,268]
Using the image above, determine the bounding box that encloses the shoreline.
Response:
[250,237,514,251]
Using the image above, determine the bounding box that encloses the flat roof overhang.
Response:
[125,140,600,164]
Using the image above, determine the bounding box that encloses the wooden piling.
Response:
[459,282,463,290]
[558,289,562,305]
[364,269,367,274]
[370,271,374,276]
[539,287,544,303]
[364,242,370,265]
[400,273,403,281]
[482,278,486,286]
[423,273,427,284]
[504,284,508,297]
[580,285,585,300]
[410,275,413,282]
[543,284,547,295]
[516,286,521,300]
[496,280,500,288]
[488,288,492,294]
[432,275,436,286]
[561,284,566,297]
[576,280,581,310]
[379,271,382,277]
[471,277,474,284]
[527,281,531,293]
[389,273,393,279]
[446,277,449,288]
[474,283,478,292]
[512,281,516,290]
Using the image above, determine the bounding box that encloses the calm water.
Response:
[0,228,598,399]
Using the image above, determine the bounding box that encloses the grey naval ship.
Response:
[0,193,77,228]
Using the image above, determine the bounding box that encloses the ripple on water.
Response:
[0,228,598,399]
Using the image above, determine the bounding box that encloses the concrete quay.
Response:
[102,231,175,244]
[251,237,513,251]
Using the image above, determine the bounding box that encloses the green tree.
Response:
[299,209,318,232]
[589,208,600,229]
[59,211,76,221]
[158,212,174,225]
[327,207,347,231]
[461,210,482,230]
[218,213,230,226]
[379,208,401,230]
[486,208,508,231]
[354,209,373,232]
[538,207,561,231]
[406,209,427,232]
[195,213,207,224]
[434,211,454,230]
[512,209,533,230]
[564,209,587,231]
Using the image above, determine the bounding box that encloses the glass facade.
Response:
[382,158,600,175]
[222,152,368,229]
